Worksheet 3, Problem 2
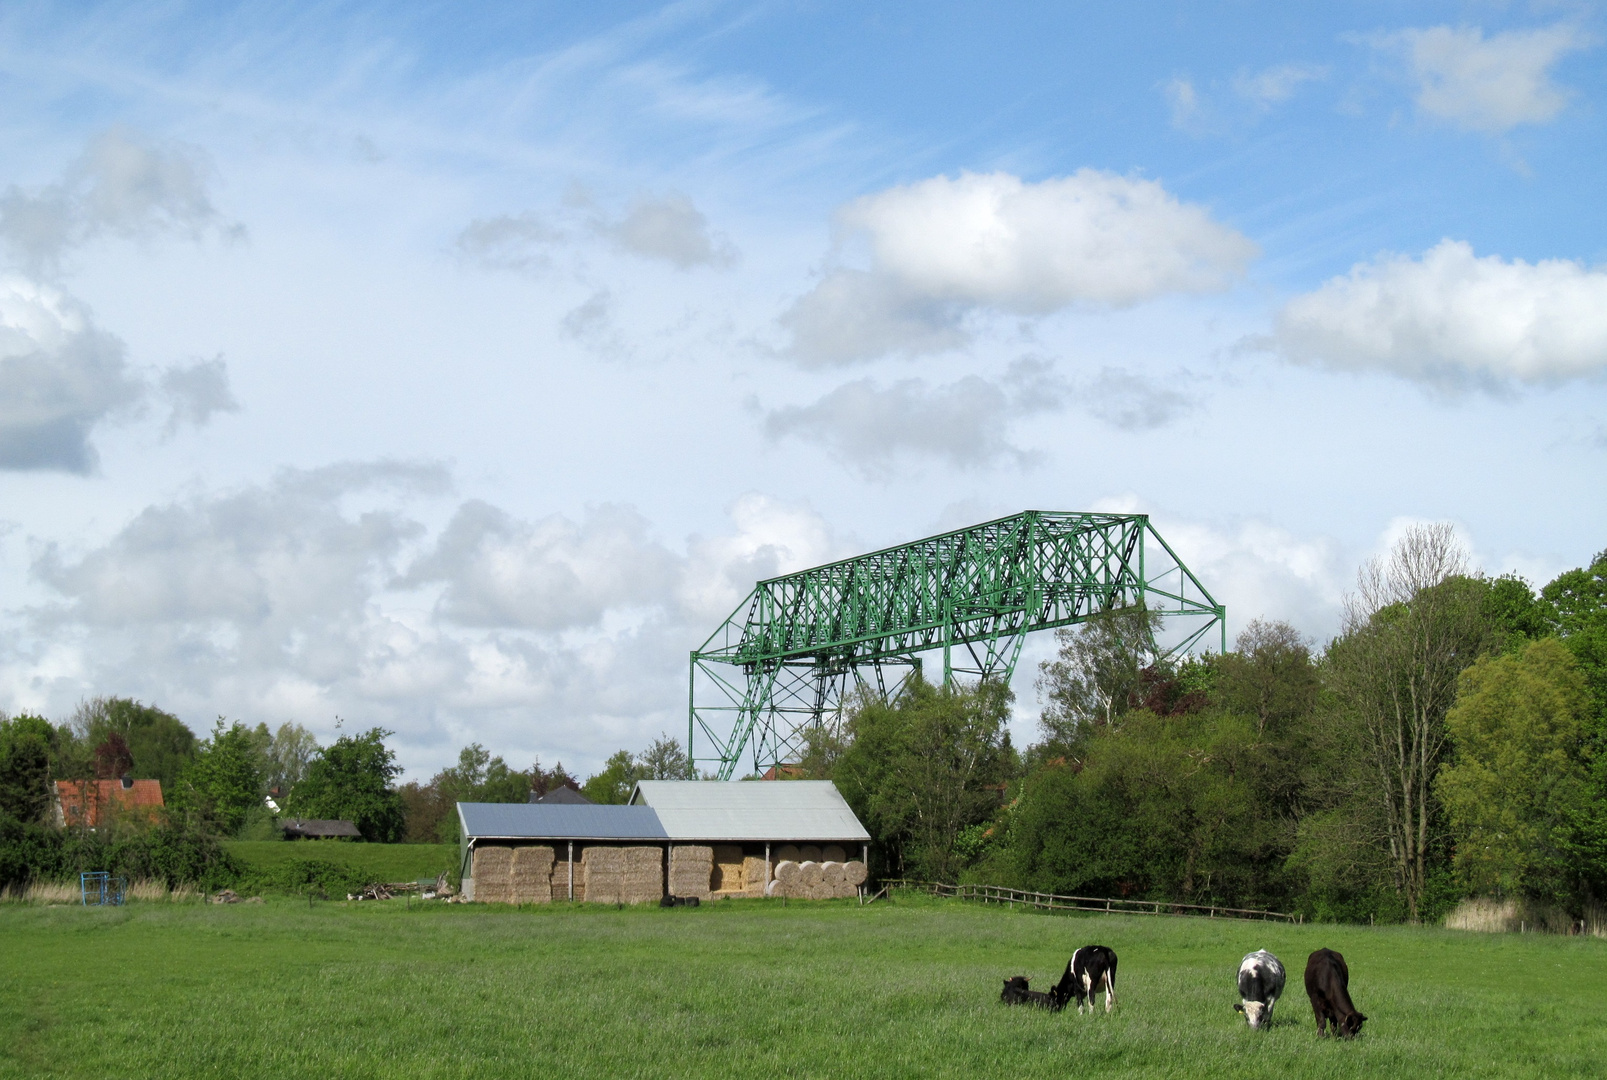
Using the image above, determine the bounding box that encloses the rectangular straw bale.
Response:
[472,845,513,904]
[668,845,714,898]
[619,846,664,904]
[712,845,745,892]
[742,856,768,896]
[510,845,555,904]
[583,845,625,904]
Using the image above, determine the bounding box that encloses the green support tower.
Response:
[688,510,1224,780]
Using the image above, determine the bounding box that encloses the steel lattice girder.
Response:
[688,510,1223,779]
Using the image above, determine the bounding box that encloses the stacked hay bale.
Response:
[620,846,664,904]
[472,846,513,904]
[822,844,846,863]
[711,845,745,894]
[769,859,800,897]
[764,856,868,898]
[843,859,868,895]
[549,853,579,902]
[582,846,625,904]
[510,845,555,904]
[819,860,846,900]
[775,844,800,863]
[669,845,714,900]
[799,844,822,864]
[742,855,768,897]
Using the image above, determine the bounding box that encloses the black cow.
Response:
[1000,975,1063,1011]
[1052,945,1118,1015]
[659,895,700,907]
[1234,949,1286,1029]
[1303,948,1366,1038]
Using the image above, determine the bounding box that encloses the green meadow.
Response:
[223,840,458,884]
[1,893,1602,1079]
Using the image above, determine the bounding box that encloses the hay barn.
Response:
[458,780,870,904]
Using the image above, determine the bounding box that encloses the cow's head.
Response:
[1341,1012,1366,1038]
[1000,976,1029,1003]
[1234,1001,1270,1029]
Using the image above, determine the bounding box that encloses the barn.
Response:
[457,780,871,904]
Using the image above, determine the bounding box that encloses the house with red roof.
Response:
[54,777,165,828]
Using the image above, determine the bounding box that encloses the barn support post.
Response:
[567,842,574,901]
[765,842,771,897]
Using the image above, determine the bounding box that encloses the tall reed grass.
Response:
[1444,897,1607,937]
[1,879,200,904]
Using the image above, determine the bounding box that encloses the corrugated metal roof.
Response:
[456,802,668,841]
[630,781,870,842]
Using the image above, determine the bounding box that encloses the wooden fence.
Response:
[880,880,1300,923]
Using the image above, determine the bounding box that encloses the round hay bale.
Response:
[842,860,868,886]
[821,844,846,863]
[765,879,782,897]
[798,861,823,888]
[820,861,845,886]
[809,881,834,900]
[799,845,822,863]
[774,844,801,863]
[774,860,800,885]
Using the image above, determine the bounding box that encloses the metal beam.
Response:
[689,510,1223,779]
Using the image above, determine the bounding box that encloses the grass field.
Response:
[2,893,1603,1079]
[223,840,458,883]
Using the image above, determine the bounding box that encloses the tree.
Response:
[287,728,405,842]
[834,678,1016,882]
[582,750,642,805]
[0,715,54,823]
[1323,524,1493,920]
[92,732,135,779]
[171,720,266,836]
[1437,638,1593,902]
[1036,606,1164,751]
[265,723,321,794]
[637,735,690,780]
[74,698,199,790]
[1216,619,1318,737]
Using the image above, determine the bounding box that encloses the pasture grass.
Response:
[223,840,458,883]
[1,892,1602,1079]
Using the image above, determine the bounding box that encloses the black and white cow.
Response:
[1233,950,1285,1029]
[1000,975,1063,1011]
[1052,945,1118,1014]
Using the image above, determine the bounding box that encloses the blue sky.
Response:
[0,1,1603,777]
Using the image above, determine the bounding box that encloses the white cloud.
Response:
[1267,239,1607,386]
[1387,24,1592,133]
[0,128,237,274]
[453,213,561,272]
[763,357,1068,475]
[1081,367,1193,431]
[402,501,680,631]
[1165,77,1200,128]
[0,276,142,472]
[782,170,1257,365]
[159,357,240,435]
[6,468,842,775]
[1233,63,1327,108]
[609,194,736,268]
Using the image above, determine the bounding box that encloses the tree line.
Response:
[804,525,1607,924]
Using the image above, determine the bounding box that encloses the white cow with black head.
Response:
[1234,949,1285,1030]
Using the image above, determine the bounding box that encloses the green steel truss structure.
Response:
[688,511,1224,780]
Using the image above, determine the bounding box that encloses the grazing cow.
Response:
[1303,948,1366,1038]
[1052,946,1118,1014]
[1000,976,1063,1011]
[1233,950,1286,1030]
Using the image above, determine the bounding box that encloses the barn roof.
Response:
[629,781,870,843]
[456,802,669,841]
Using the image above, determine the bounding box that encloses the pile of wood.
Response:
[669,845,714,900]
[766,858,867,899]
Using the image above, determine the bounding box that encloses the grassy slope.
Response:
[223,841,457,881]
[1,894,1602,1079]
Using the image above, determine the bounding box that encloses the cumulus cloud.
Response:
[1266,240,1607,387]
[1080,367,1193,430]
[764,357,1067,475]
[0,277,142,472]
[8,470,842,775]
[0,128,237,274]
[454,192,734,273]
[1164,77,1201,128]
[1233,63,1328,108]
[159,357,239,435]
[1382,24,1593,133]
[401,501,680,630]
[781,170,1257,365]
[453,213,561,272]
[608,194,736,268]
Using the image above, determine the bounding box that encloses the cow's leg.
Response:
[1103,971,1115,1013]
[1082,973,1093,1015]
[1312,999,1327,1036]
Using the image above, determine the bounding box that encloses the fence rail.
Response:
[882,880,1300,923]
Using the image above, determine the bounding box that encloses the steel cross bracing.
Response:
[688,511,1224,780]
